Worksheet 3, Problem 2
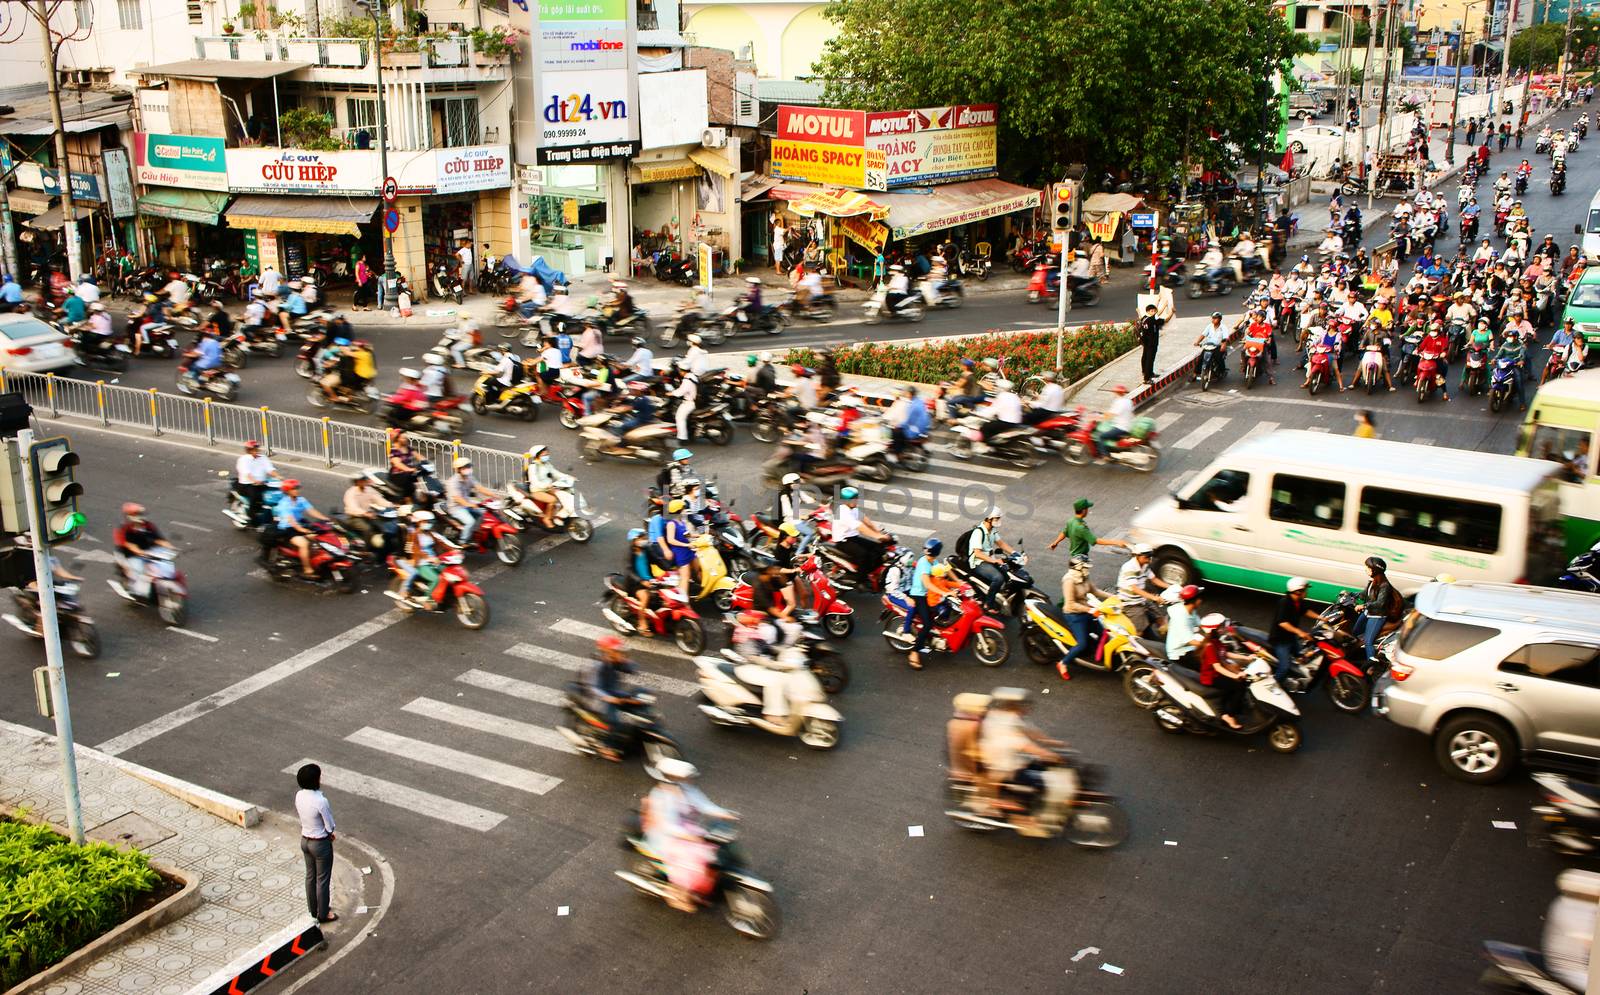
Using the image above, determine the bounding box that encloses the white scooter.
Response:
[694,640,842,750]
[505,472,596,543]
[1148,656,1303,752]
[106,547,189,626]
[577,410,677,463]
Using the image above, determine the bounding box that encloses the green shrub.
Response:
[0,819,161,989]
[785,323,1137,386]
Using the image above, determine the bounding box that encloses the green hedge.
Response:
[785,323,1137,387]
[1,819,161,989]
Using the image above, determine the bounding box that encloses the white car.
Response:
[0,313,74,374]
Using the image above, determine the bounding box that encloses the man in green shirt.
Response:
[1048,497,1130,558]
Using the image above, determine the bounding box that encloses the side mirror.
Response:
[1576,224,1583,235]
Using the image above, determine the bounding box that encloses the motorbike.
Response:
[601,575,707,654]
[456,501,526,566]
[471,372,543,421]
[176,364,241,402]
[1358,343,1387,393]
[862,287,927,324]
[5,582,100,659]
[382,395,474,439]
[1551,165,1567,195]
[945,749,1130,848]
[717,613,850,694]
[430,327,498,370]
[1530,771,1600,858]
[1019,594,1161,676]
[505,476,596,544]
[432,265,465,305]
[305,381,383,416]
[712,301,789,341]
[1028,265,1102,306]
[688,401,736,447]
[1479,940,1581,994]
[1271,592,1376,713]
[947,548,1046,619]
[1461,343,1490,395]
[71,332,131,373]
[1146,656,1303,752]
[1461,212,1480,242]
[918,276,964,309]
[578,410,678,463]
[221,474,282,530]
[226,324,286,363]
[260,522,360,593]
[1487,357,1521,413]
[879,585,1010,666]
[106,547,189,626]
[1557,541,1599,593]
[1396,331,1424,384]
[336,506,405,566]
[760,434,893,486]
[948,417,1045,469]
[731,555,854,639]
[377,459,445,510]
[1060,417,1160,472]
[388,550,488,629]
[1240,339,1267,390]
[694,641,843,749]
[132,319,180,359]
[615,809,782,940]
[1186,264,1235,299]
[1196,342,1228,391]
[956,245,992,281]
[1414,349,1445,403]
[559,686,682,773]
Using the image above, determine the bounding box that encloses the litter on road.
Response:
[907,825,924,838]
[557,906,571,916]
[1101,964,1124,975]
[1071,947,1099,963]
[1492,820,1517,830]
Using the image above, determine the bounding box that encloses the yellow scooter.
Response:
[652,533,737,611]
[1018,594,1160,674]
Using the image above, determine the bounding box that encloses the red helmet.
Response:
[596,635,624,653]
[244,439,260,450]
[790,363,806,376]
[280,478,301,490]
[121,502,145,517]
[1180,584,1203,602]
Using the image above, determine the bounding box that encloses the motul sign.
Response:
[955,104,997,128]
[777,107,865,145]
[865,111,919,138]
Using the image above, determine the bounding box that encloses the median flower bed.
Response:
[1,818,165,988]
[785,322,1137,386]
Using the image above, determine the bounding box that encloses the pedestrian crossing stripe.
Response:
[1171,416,1232,450]
[923,455,1028,478]
[401,697,580,755]
[282,759,506,832]
[345,727,562,795]
[456,668,568,706]
[499,646,699,696]
[550,617,679,656]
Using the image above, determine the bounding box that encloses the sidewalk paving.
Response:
[0,719,382,995]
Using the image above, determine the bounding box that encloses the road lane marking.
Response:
[1153,412,1183,430]
[345,727,562,795]
[1241,420,1280,440]
[1170,416,1232,451]
[169,520,214,533]
[456,668,566,706]
[282,758,505,831]
[1306,426,1330,433]
[897,471,1007,490]
[924,456,1027,478]
[400,697,579,755]
[499,647,698,697]
[1414,437,1435,446]
[69,549,118,565]
[169,627,219,643]
[478,430,518,440]
[876,521,934,538]
[548,617,686,657]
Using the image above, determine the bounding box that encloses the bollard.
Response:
[203,399,215,445]
[260,407,272,456]
[321,417,333,467]
[45,373,58,416]
[149,388,161,436]
[96,381,108,426]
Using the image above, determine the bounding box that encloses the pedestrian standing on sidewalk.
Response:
[353,257,374,311]
[1466,119,1478,147]
[1137,303,1164,384]
[772,219,787,274]
[455,241,475,294]
[295,763,338,924]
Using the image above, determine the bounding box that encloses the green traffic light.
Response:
[53,512,85,535]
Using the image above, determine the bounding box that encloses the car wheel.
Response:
[1434,714,1516,784]
[1151,549,1196,588]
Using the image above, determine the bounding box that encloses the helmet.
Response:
[1041,371,1057,382]
[923,537,944,556]
[791,363,807,376]
[334,337,351,346]
[667,499,686,513]
[1211,311,1223,319]
[990,686,1030,705]
[778,522,800,538]
[281,478,301,490]
[984,506,1002,521]
[1286,576,1309,593]
[121,502,145,517]
[840,487,859,500]
[737,611,765,627]
[686,334,702,346]
[244,439,260,451]
[411,510,434,523]
[758,351,773,362]
[960,358,975,368]
[631,337,646,348]
[1179,583,1203,602]
[1130,543,1154,556]
[931,563,952,577]
[398,367,421,379]
[746,354,758,367]
[995,379,1013,391]
[453,458,472,470]
[1365,556,1387,572]
[527,445,548,461]
[1199,612,1228,632]
[627,528,645,541]
[596,634,625,654]
[781,473,801,486]
[655,758,698,781]
[672,448,693,462]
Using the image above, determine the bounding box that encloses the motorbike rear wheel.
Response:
[1327,672,1370,714]
[566,517,595,543]
[898,446,930,473]
[751,415,780,444]
[673,617,706,656]
[799,717,840,750]
[1123,664,1162,709]
[559,407,579,430]
[157,592,187,627]
[822,612,854,639]
[723,885,782,940]
[496,532,524,566]
[1062,440,1091,466]
[1267,723,1302,753]
[1064,801,1130,849]
[972,630,1008,667]
[453,592,490,629]
[1022,624,1057,665]
[67,620,101,660]
[604,592,634,635]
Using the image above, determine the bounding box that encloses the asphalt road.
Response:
[4,109,1590,994]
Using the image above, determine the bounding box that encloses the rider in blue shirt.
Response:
[268,479,329,577]
[192,332,223,373]
[0,273,23,305]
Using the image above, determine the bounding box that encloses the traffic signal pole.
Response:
[16,426,84,844]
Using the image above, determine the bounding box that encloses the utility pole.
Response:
[1450,1,1489,164]
[357,0,397,303]
[0,180,19,280]
[1559,0,1579,97]
[33,0,83,283]
[1359,0,1379,188]
[1492,0,1515,128]
[1372,0,1398,208]
[1336,12,1355,168]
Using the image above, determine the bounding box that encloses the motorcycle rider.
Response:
[1115,544,1168,637]
[1268,577,1320,681]
[384,369,431,429]
[1199,241,1229,288]
[480,345,521,409]
[1301,319,1350,391]
[1417,321,1453,401]
[1356,556,1402,661]
[642,758,730,912]
[1055,555,1109,680]
[445,458,498,546]
[419,352,452,403]
[621,528,656,633]
[185,328,225,389]
[81,301,116,356]
[233,439,278,527]
[268,479,331,578]
[443,317,481,368]
[1194,311,1230,380]
[977,378,1025,445]
[514,445,563,530]
[278,282,308,336]
[978,688,1069,837]
[390,509,444,605]
[1165,584,1205,666]
[1196,614,1252,729]
[734,277,765,330]
[113,503,177,598]
[832,486,891,583]
[341,472,394,552]
[622,337,654,383]
[885,384,931,460]
[944,358,986,417]
[947,692,995,811]
[1093,384,1136,454]
[1025,371,1067,423]
[583,635,641,762]
[1495,329,1532,410]
[967,508,1016,610]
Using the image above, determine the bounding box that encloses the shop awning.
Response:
[631,159,700,183]
[688,147,735,178]
[741,174,783,202]
[876,179,1042,241]
[135,59,311,81]
[25,204,66,229]
[137,188,232,225]
[224,195,379,236]
[770,185,889,220]
[5,190,53,215]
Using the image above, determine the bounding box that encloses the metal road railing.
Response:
[0,370,529,489]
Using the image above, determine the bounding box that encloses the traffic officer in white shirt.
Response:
[234,439,278,526]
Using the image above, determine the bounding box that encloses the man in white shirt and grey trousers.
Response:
[295,763,338,924]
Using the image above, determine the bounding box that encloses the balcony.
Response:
[191,33,510,84]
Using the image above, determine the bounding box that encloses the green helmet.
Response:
[1131,416,1157,440]
[746,354,758,367]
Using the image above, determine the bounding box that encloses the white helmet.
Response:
[654,757,698,781]
[996,379,1013,391]
[398,367,420,379]
[528,445,549,461]
[781,473,801,485]
[423,352,446,366]
[1286,576,1309,593]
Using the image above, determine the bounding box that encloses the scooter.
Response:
[1557,541,1599,593]
[948,548,1046,618]
[1487,357,1521,413]
[601,575,707,655]
[577,410,678,463]
[1147,657,1303,752]
[944,749,1130,848]
[1240,340,1267,390]
[948,417,1045,469]
[1196,342,1228,390]
[176,364,241,402]
[1305,344,1336,396]
[305,381,383,415]
[1414,349,1445,403]
[660,533,736,610]
[220,474,282,530]
[1185,265,1236,299]
[918,276,964,309]
[760,433,894,486]
[5,582,100,659]
[731,555,854,638]
[432,265,465,305]
[456,501,525,566]
[862,288,927,324]
[1028,265,1102,306]
[259,523,360,593]
[382,395,474,439]
[1060,417,1160,472]
[377,460,444,510]
[389,550,489,629]
[879,586,1010,666]
[106,548,189,626]
[1358,343,1387,393]
[1461,343,1490,395]
[471,372,543,421]
[504,476,596,544]
[1274,592,1375,713]
[694,643,843,749]
[716,614,850,694]
[1018,594,1160,675]
[72,333,131,373]
[1551,165,1567,195]
[616,810,782,940]
[1479,940,1580,994]
[559,687,683,774]
[1530,771,1600,858]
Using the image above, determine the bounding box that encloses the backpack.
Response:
[888,549,917,596]
[950,526,978,567]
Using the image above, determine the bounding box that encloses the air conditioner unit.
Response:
[702,127,727,149]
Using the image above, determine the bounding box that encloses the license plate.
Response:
[35,342,63,357]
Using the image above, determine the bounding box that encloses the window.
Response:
[73,0,93,29]
[1183,469,1250,513]
[1357,486,1502,553]
[1587,208,1600,235]
[346,98,377,133]
[1293,7,1308,29]
[1500,643,1600,688]
[1269,474,1346,529]
[1397,616,1499,661]
[1528,424,1593,483]
[314,96,338,124]
[116,0,141,30]
[431,97,480,148]
[186,0,202,24]
[1570,282,1600,308]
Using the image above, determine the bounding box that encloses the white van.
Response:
[1130,430,1568,601]
[1582,188,1600,260]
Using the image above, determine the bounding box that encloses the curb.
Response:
[190,918,325,995]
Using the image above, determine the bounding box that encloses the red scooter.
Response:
[394,550,490,629]
[1060,417,1160,472]
[459,501,526,566]
[1305,344,1336,395]
[601,575,708,655]
[1414,349,1444,403]
[1031,406,1088,458]
[262,522,359,592]
[1241,340,1268,390]
[879,585,1010,666]
[731,553,855,638]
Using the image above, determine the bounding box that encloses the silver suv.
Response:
[1374,581,1600,784]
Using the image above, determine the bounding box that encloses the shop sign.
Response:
[866,104,998,188]
[18,162,103,202]
[776,107,865,146]
[226,148,380,194]
[133,132,227,191]
[434,145,512,194]
[770,139,886,191]
[890,189,1041,241]
[1086,214,1119,241]
[636,160,699,182]
[242,230,260,273]
[531,0,641,164]
[101,148,136,219]
[838,215,889,254]
[1129,211,1157,228]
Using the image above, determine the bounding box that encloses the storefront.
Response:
[876,178,1042,259]
[223,194,380,283]
[422,195,477,282]
[526,164,613,275]
[135,188,235,270]
[630,153,701,268]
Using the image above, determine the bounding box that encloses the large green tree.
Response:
[1508,15,1600,72]
[814,0,1313,188]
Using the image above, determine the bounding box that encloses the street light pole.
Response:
[358,0,397,299]
[1449,1,1488,164]
[33,0,83,283]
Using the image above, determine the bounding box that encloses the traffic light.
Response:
[0,440,24,535]
[27,437,83,546]
[1051,182,1075,232]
